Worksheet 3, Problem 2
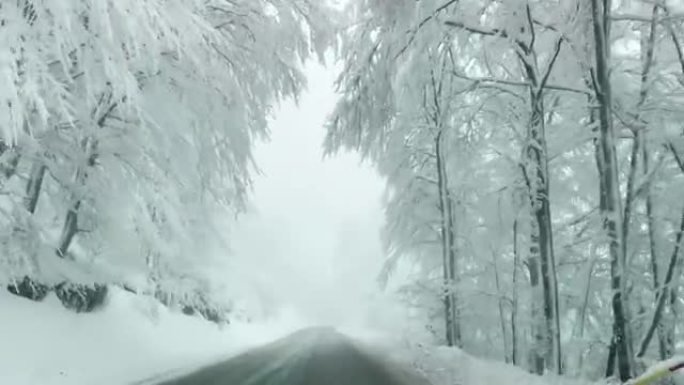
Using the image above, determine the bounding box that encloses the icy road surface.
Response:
[154,327,429,385]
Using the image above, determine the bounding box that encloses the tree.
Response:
[0,0,333,305]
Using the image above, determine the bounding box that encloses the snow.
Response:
[335,326,600,385]
[3,282,684,385]
[383,341,597,385]
[0,287,310,385]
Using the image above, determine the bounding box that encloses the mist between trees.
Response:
[1,0,683,382]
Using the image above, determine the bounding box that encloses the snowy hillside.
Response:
[0,288,309,385]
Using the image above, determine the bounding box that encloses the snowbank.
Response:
[359,336,599,385]
[379,340,684,385]
[0,287,309,385]
[399,345,593,385]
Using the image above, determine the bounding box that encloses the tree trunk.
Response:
[664,145,684,359]
[24,161,46,214]
[636,204,684,357]
[435,132,458,347]
[576,243,598,374]
[621,131,640,267]
[56,201,81,258]
[55,88,115,258]
[642,139,669,360]
[446,187,462,347]
[606,339,617,377]
[590,0,633,380]
[512,218,519,366]
[665,285,677,358]
[56,137,98,258]
[512,9,562,370]
[522,68,561,376]
[527,251,545,374]
[492,249,509,362]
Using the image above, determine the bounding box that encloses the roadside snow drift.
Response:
[0,287,309,385]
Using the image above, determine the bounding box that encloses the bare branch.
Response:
[416,175,438,185]
[525,4,536,50]
[395,0,460,59]
[669,142,684,173]
[444,20,508,38]
[611,13,684,23]
[538,37,564,93]
[450,71,590,95]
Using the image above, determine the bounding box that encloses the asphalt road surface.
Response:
[155,327,429,385]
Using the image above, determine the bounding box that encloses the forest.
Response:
[1,0,683,383]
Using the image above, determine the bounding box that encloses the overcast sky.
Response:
[227,61,388,326]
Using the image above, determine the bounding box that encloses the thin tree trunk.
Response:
[642,139,669,360]
[636,207,684,357]
[446,187,461,347]
[632,7,665,359]
[527,251,545,374]
[523,70,561,376]
[515,8,562,371]
[622,132,640,265]
[512,218,520,366]
[24,161,46,214]
[492,249,509,362]
[56,200,80,258]
[436,131,457,347]
[606,339,617,377]
[520,162,545,375]
[636,147,684,357]
[665,286,677,358]
[590,0,633,380]
[56,138,97,258]
[576,243,598,373]
[617,2,659,365]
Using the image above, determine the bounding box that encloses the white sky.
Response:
[228,61,388,327]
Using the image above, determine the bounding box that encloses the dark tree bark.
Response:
[590,0,634,380]
[446,187,461,347]
[516,7,562,373]
[527,251,545,374]
[642,139,669,360]
[435,131,459,347]
[636,207,684,357]
[512,218,519,366]
[24,161,46,214]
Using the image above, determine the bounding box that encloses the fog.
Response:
[228,62,387,326]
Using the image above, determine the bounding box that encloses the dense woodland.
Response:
[1,0,683,382]
[326,0,684,381]
[0,0,332,318]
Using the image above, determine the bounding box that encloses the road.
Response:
[154,327,429,385]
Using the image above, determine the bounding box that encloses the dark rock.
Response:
[54,282,108,313]
[198,307,223,324]
[6,276,50,301]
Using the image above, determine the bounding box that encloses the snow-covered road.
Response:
[153,327,429,385]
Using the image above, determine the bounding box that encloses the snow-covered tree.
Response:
[329,0,684,380]
[0,0,334,310]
